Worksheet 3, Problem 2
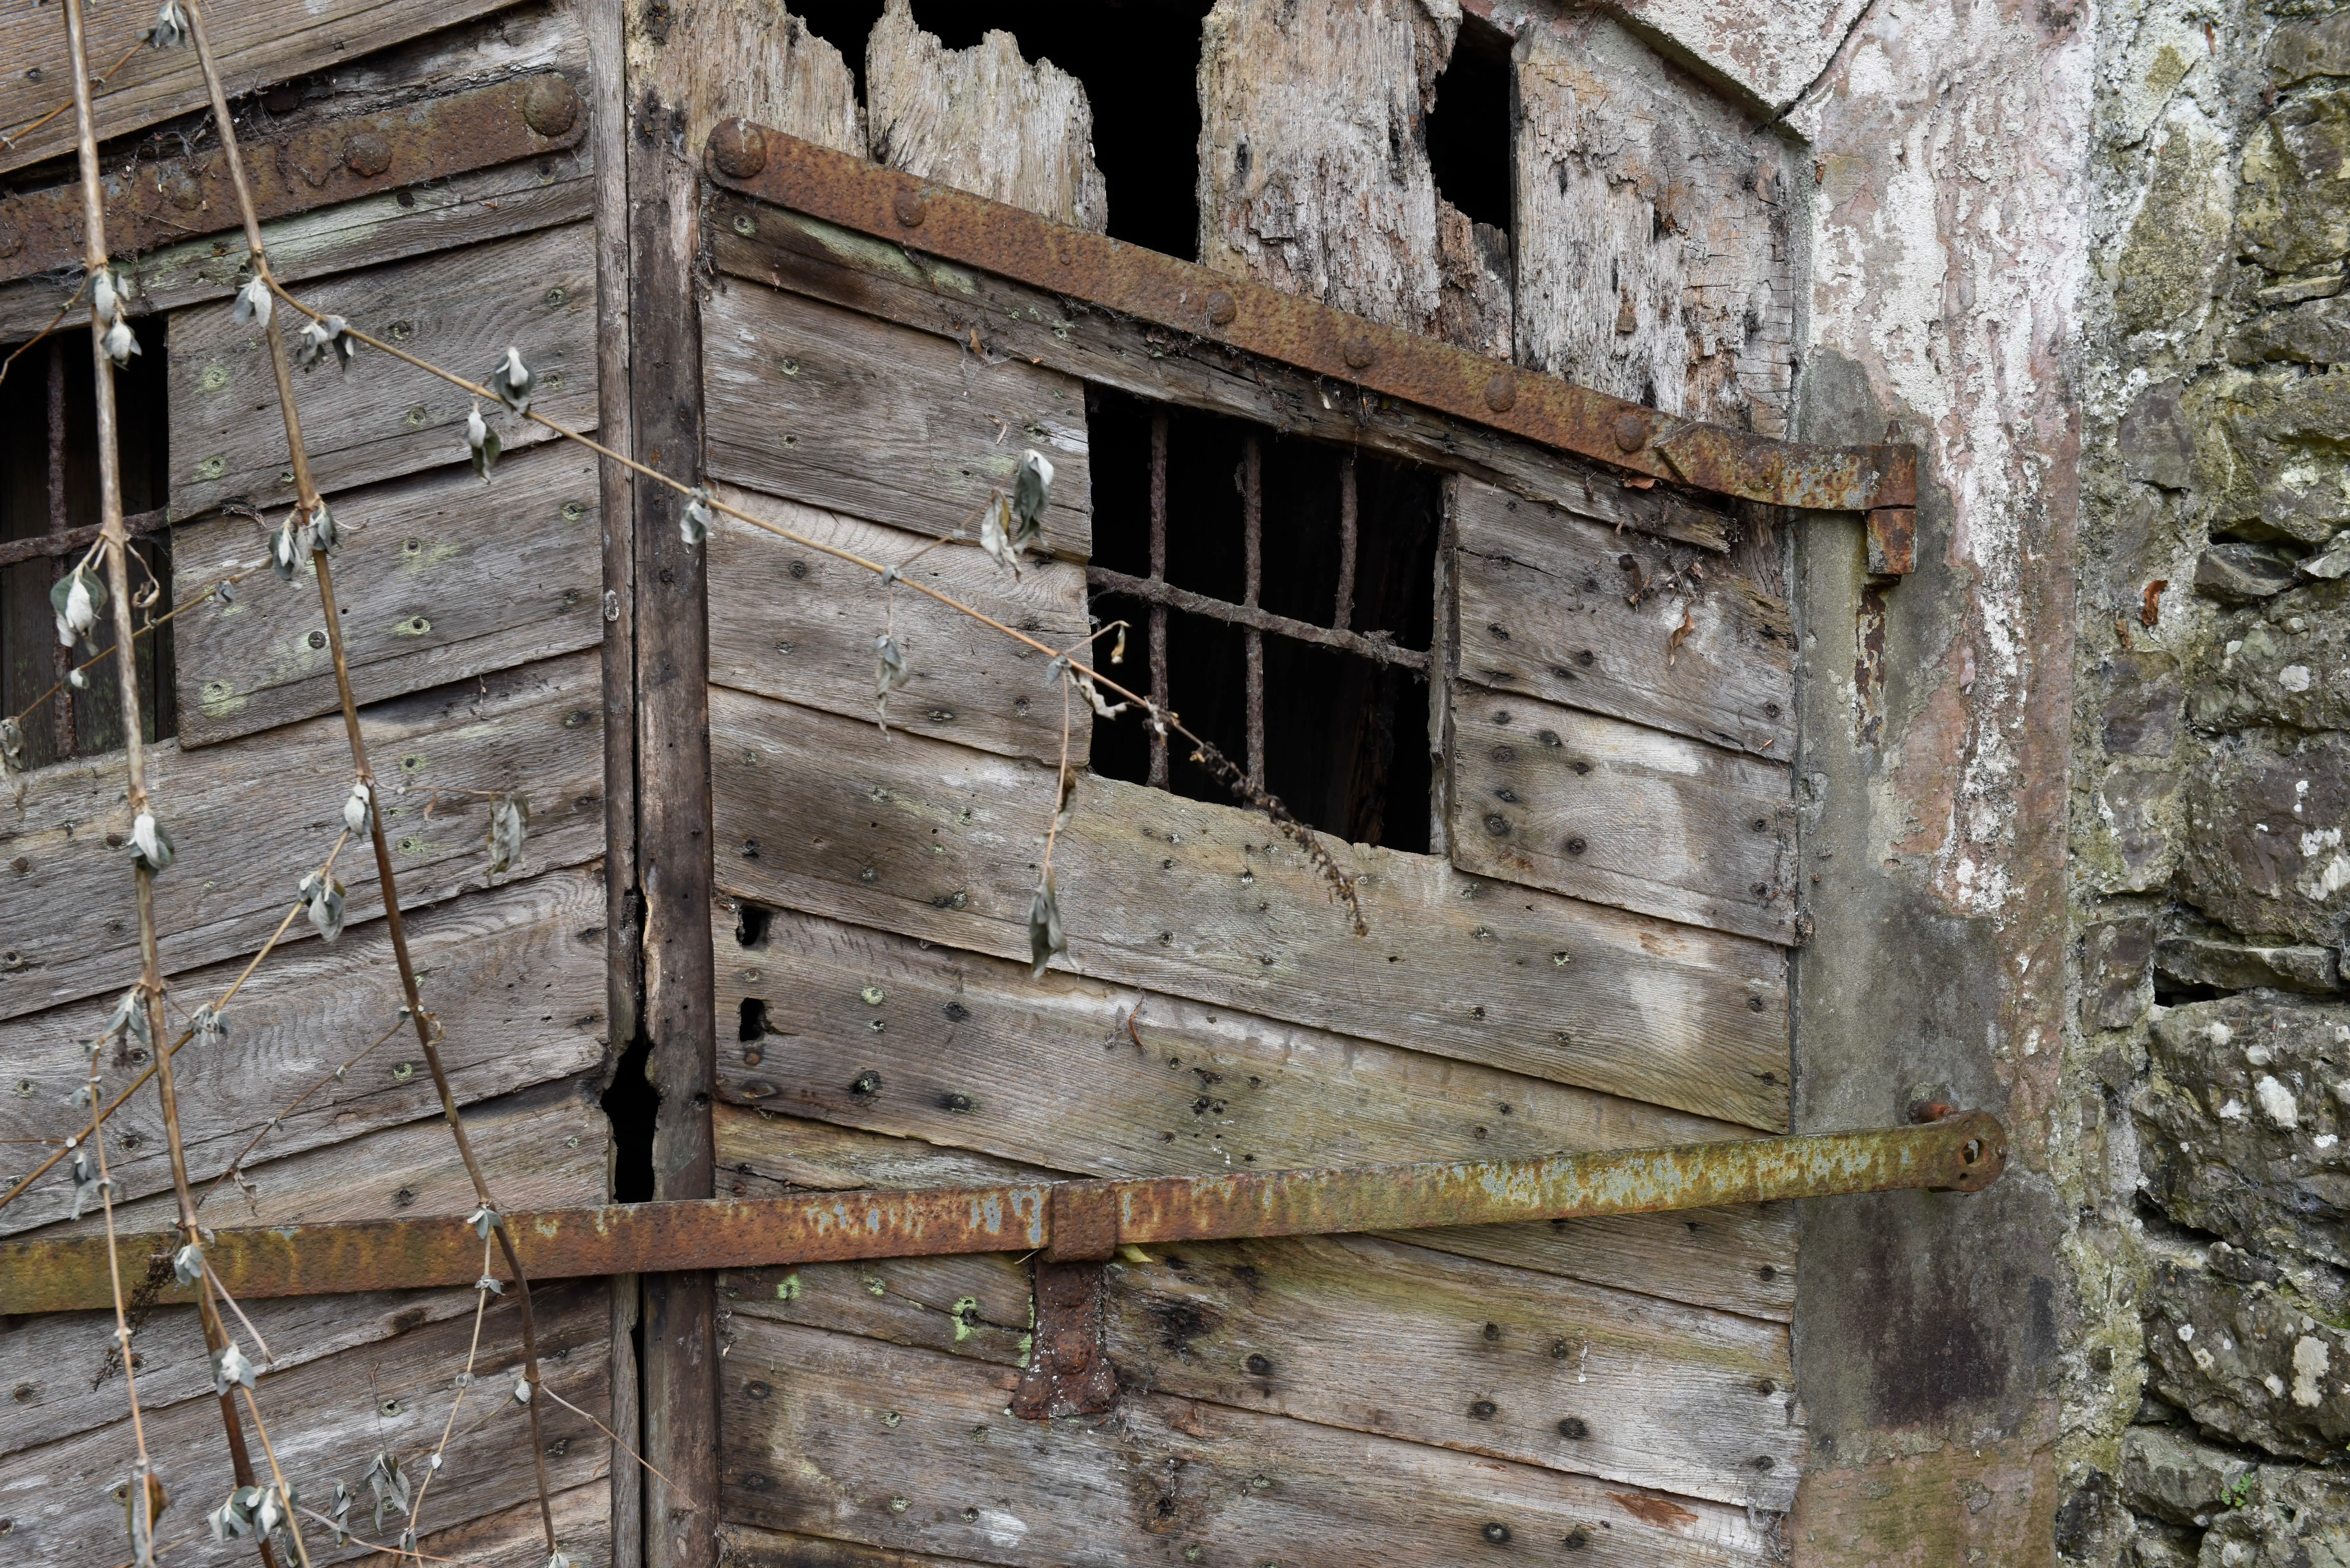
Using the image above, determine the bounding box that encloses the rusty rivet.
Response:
[161,169,203,212]
[342,131,392,179]
[709,119,766,179]
[521,74,581,139]
[1611,411,1650,454]
[1484,372,1516,413]
[893,188,926,227]
[1205,289,1236,327]
[1341,333,1376,371]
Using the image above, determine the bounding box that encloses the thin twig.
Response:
[86,1057,161,1568]
[400,1231,498,1562]
[0,37,142,150]
[538,1382,679,1494]
[196,1011,408,1214]
[0,275,91,393]
[6,564,260,734]
[201,1258,277,1367]
[233,1381,316,1568]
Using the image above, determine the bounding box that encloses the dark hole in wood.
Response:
[734,901,773,946]
[737,997,770,1042]
[600,1014,660,1204]
[1426,11,1514,236]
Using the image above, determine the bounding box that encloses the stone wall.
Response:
[2066,3,2350,1561]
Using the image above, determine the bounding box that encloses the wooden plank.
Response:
[709,201,1734,554]
[0,650,604,1021]
[2,1081,608,1460]
[172,441,605,746]
[0,0,521,177]
[703,282,1092,561]
[1453,476,1795,758]
[632,0,863,155]
[353,1481,614,1568]
[723,1318,1772,1567]
[1449,690,1799,943]
[709,688,1790,1130]
[865,0,1106,231]
[723,1523,991,1568]
[0,868,609,1232]
[706,486,1090,766]
[710,915,1794,1318]
[0,1280,611,1568]
[167,223,598,517]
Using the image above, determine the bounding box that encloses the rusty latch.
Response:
[1046,1180,1119,1263]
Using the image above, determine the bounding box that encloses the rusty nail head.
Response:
[709,119,767,180]
[1205,289,1236,327]
[342,131,392,179]
[161,170,203,212]
[1484,371,1516,413]
[1342,333,1376,371]
[1612,411,1650,454]
[521,74,581,139]
[893,188,926,228]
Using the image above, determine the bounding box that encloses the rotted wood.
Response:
[171,441,605,746]
[650,0,863,158]
[167,221,598,516]
[707,687,1793,1130]
[703,280,1092,561]
[0,649,605,1021]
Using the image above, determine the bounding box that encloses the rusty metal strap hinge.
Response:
[0,1115,2004,1315]
[700,119,1922,554]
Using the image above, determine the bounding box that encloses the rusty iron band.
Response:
[0,1113,2004,1315]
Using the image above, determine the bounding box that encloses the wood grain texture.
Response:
[635,0,862,153]
[711,202,1734,554]
[708,689,1790,1130]
[1454,476,1795,757]
[711,913,1794,1318]
[172,441,605,746]
[168,223,598,516]
[722,1318,1774,1566]
[1435,199,1514,358]
[3,1080,608,1459]
[0,0,520,177]
[0,1281,611,1568]
[864,0,1107,231]
[722,1522,992,1568]
[1449,691,1798,942]
[1196,0,1454,329]
[1514,13,1798,434]
[0,869,609,1232]
[706,486,1090,767]
[703,280,1091,561]
[0,651,604,1020]
[352,1482,614,1568]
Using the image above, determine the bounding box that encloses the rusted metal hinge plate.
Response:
[701,119,1919,529]
[0,1115,2004,1315]
[0,72,586,285]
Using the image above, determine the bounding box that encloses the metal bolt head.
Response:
[1341,333,1376,371]
[521,74,582,139]
[1205,289,1236,327]
[1483,372,1516,413]
[709,119,767,179]
[342,130,392,179]
[893,188,926,227]
[1611,411,1650,454]
[161,169,204,212]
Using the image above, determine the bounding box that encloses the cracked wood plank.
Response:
[636,0,862,155]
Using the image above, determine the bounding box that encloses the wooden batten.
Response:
[167,222,599,517]
[172,441,606,746]
[703,280,1093,561]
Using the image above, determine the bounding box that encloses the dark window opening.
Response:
[1427,11,1515,237]
[0,329,173,770]
[1085,386,1441,853]
[787,0,1212,261]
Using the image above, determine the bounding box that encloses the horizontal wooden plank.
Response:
[723,1318,1771,1567]
[0,0,520,177]
[705,280,1091,561]
[711,912,1794,1317]
[0,1278,610,1568]
[707,486,1089,765]
[723,1522,989,1568]
[173,442,605,745]
[0,869,608,1233]
[168,223,598,516]
[354,1480,613,1568]
[0,650,604,1020]
[1449,691,1799,943]
[1453,477,1795,757]
[712,199,1733,554]
[3,1080,608,1459]
[709,689,1790,1130]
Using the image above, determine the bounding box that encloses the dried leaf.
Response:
[69,1142,110,1220]
[468,1203,503,1239]
[269,518,301,582]
[191,1002,229,1049]
[512,1372,533,1405]
[1071,670,1126,720]
[102,317,141,366]
[212,1340,256,1395]
[0,717,24,776]
[173,1241,205,1286]
[487,345,534,414]
[1011,448,1055,541]
[299,871,347,942]
[1027,872,1067,979]
[125,1468,167,1568]
[147,0,190,47]
[1666,608,1694,661]
[680,489,714,546]
[300,498,338,556]
[231,275,271,330]
[294,313,356,373]
[106,986,151,1048]
[208,1487,258,1543]
[130,810,173,873]
[487,795,528,877]
[327,1481,354,1548]
[51,563,105,647]
[476,1273,506,1296]
[342,780,372,838]
[978,492,1020,576]
[874,633,909,727]
[364,1453,408,1532]
[465,401,502,482]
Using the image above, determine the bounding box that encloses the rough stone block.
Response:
[2195,1464,2350,1567]
[2104,651,2184,757]
[2087,918,2158,1031]
[2155,935,2341,995]
[2119,1424,2258,1527]
[2227,293,2350,365]
[2194,369,2350,544]
[2121,378,2198,488]
[2270,14,2350,87]
[2186,583,2350,732]
[2088,762,2181,894]
[2240,89,2350,275]
[2179,733,2350,947]
[2191,543,2300,603]
[2125,1518,2200,1568]
[2144,1256,2350,1461]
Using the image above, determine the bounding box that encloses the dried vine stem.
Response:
[84,1042,161,1568]
[178,2,561,1552]
[55,3,280,1560]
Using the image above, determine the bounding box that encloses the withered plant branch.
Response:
[0,274,91,393]
[178,3,560,1549]
[85,1051,160,1565]
[232,1380,315,1568]
[58,3,277,1558]
[400,1230,498,1562]
[0,37,143,150]
[6,563,263,734]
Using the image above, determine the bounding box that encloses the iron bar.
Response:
[1,1114,2007,1315]
[0,503,166,572]
[1087,566,1428,671]
[1147,411,1169,788]
[44,338,73,757]
[1243,434,1264,788]
[1334,451,1357,633]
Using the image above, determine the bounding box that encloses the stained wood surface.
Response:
[865,0,1108,231]
[172,442,605,746]
[723,1522,992,1568]
[704,281,1092,561]
[0,651,604,1020]
[722,1319,1774,1566]
[4,1081,608,1459]
[1514,14,1798,435]
[0,868,608,1231]
[0,1280,611,1568]
[1450,692,1798,943]
[1454,477,1795,757]
[711,915,1795,1317]
[1436,200,1514,358]
[168,223,598,516]
[711,203,1733,554]
[1196,0,1453,329]
[0,0,520,177]
[706,487,1090,766]
[709,689,1789,1129]
[632,0,863,154]
[355,1482,614,1568]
